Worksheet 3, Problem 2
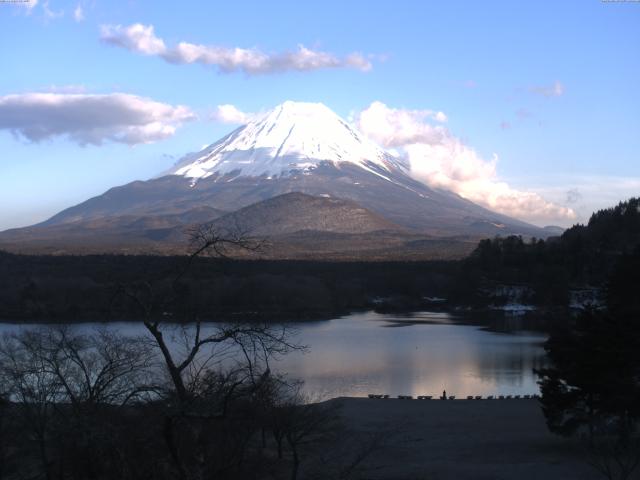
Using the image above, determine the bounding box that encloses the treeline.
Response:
[0,251,457,322]
[3,197,640,322]
[453,197,640,306]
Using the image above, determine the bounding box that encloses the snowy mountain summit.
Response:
[170,101,405,181]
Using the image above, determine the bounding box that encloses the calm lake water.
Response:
[0,310,547,400]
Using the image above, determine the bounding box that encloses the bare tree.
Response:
[313,421,404,480]
[115,222,298,404]
[587,436,640,480]
[0,327,159,480]
[183,221,267,266]
[0,385,11,479]
[1,328,156,408]
[112,222,305,480]
[264,389,342,480]
[0,330,66,480]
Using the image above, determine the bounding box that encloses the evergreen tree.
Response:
[536,249,640,443]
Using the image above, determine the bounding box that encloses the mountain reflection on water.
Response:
[272,311,547,399]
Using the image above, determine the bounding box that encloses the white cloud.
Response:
[434,111,448,123]
[515,175,640,226]
[211,104,256,124]
[356,101,448,148]
[100,24,166,55]
[356,101,575,225]
[73,4,84,22]
[100,23,373,75]
[530,80,564,97]
[0,92,195,146]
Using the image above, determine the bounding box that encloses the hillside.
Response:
[453,197,640,306]
[211,192,401,236]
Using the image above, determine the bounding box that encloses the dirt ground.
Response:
[325,397,602,480]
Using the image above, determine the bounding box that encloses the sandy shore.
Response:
[326,397,600,480]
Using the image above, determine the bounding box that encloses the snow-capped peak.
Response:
[169,101,405,181]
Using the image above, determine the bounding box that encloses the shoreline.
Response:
[0,305,558,326]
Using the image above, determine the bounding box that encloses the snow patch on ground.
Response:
[491,303,537,313]
[569,288,604,310]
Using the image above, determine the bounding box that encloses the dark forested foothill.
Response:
[453,198,640,308]
[0,251,457,322]
[1,197,639,323]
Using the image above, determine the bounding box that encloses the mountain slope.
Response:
[41,160,542,237]
[0,206,226,248]
[212,192,401,236]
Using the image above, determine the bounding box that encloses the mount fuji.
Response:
[0,101,549,258]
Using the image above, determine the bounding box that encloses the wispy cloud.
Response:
[10,0,67,21]
[515,107,533,119]
[0,92,195,146]
[530,80,564,98]
[100,23,373,75]
[42,0,63,20]
[73,3,84,22]
[356,101,575,225]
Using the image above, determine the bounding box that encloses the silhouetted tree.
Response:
[587,436,640,480]
[536,249,640,479]
[113,222,308,480]
[0,327,157,480]
[267,389,341,480]
[536,308,640,439]
[460,198,640,307]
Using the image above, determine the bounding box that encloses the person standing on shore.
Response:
[442,390,447,400]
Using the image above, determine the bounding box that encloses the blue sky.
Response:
[1,0,639,229]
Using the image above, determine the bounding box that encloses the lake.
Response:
[0,310,547,400]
